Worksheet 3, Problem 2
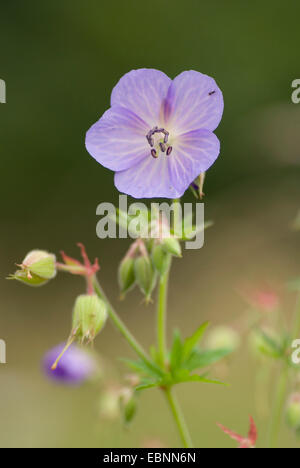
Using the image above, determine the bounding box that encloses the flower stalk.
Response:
[157,260,171,368]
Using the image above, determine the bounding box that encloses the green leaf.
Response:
[257,330,284,358]
[135,380,161,391]
[170,368,226,385]
[121,358,165,380]
[170,329,183,372]
[177,373,227,385]
[182,322,210,360]
[184,348,231,371]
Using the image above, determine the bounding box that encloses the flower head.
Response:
[217,416,257,448]
[43,343,98,385]
[86,69,223,198]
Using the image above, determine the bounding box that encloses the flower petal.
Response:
[114,155,181,199]
[169,130,220,194]
[111,69,171,128]
[85,106,149,171]
[164,70,224,133]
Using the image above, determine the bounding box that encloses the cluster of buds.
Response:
[118,230,181,302]
[8,250,57,286]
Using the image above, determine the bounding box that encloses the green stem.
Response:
[92,276,155,371]
[157,261,171,368]
[268,365,288,448]
[165,387,194,448]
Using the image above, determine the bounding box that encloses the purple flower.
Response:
[86,69,223,199]
[43,343,97,385]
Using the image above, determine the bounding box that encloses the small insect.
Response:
[208,90,216,96]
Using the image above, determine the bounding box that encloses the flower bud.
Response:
[9,250,56,287]
[72,294,108,343]
[151,244,171,276]
[118,257,135,297]
[162,237,182,257]
[286,394,300,431]
[206,326,240,352]
[134,256,157,302]
[119,388,137,425]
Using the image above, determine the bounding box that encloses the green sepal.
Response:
[151,244,171,276]
[162,237,182,257]
[8,271,49,287]
[118,257,136,296]
[134,256,157,302]
[29,255,56,279]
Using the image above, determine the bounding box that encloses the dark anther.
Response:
[146,126,169,147]
[159,142,166,152]
[209,90,216,96]
[151,149,158,158]
[166,146,172,156]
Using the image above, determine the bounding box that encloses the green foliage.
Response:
[123,322,231,392]
[250,328,292,365]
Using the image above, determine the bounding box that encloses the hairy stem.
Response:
[165,387,194,448]
[157,197,193,447]
[92,276,156,371]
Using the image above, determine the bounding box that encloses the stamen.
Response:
[146,126,169,148]
[209,90,216,95]
[151,149,158,158]
[166,146,172,156]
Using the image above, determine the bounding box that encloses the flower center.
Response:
[146,126,173,158]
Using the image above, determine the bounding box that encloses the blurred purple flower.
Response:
[86,69,223,199]
[43,343,97,385]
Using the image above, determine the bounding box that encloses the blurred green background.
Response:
[1,0,300,448]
